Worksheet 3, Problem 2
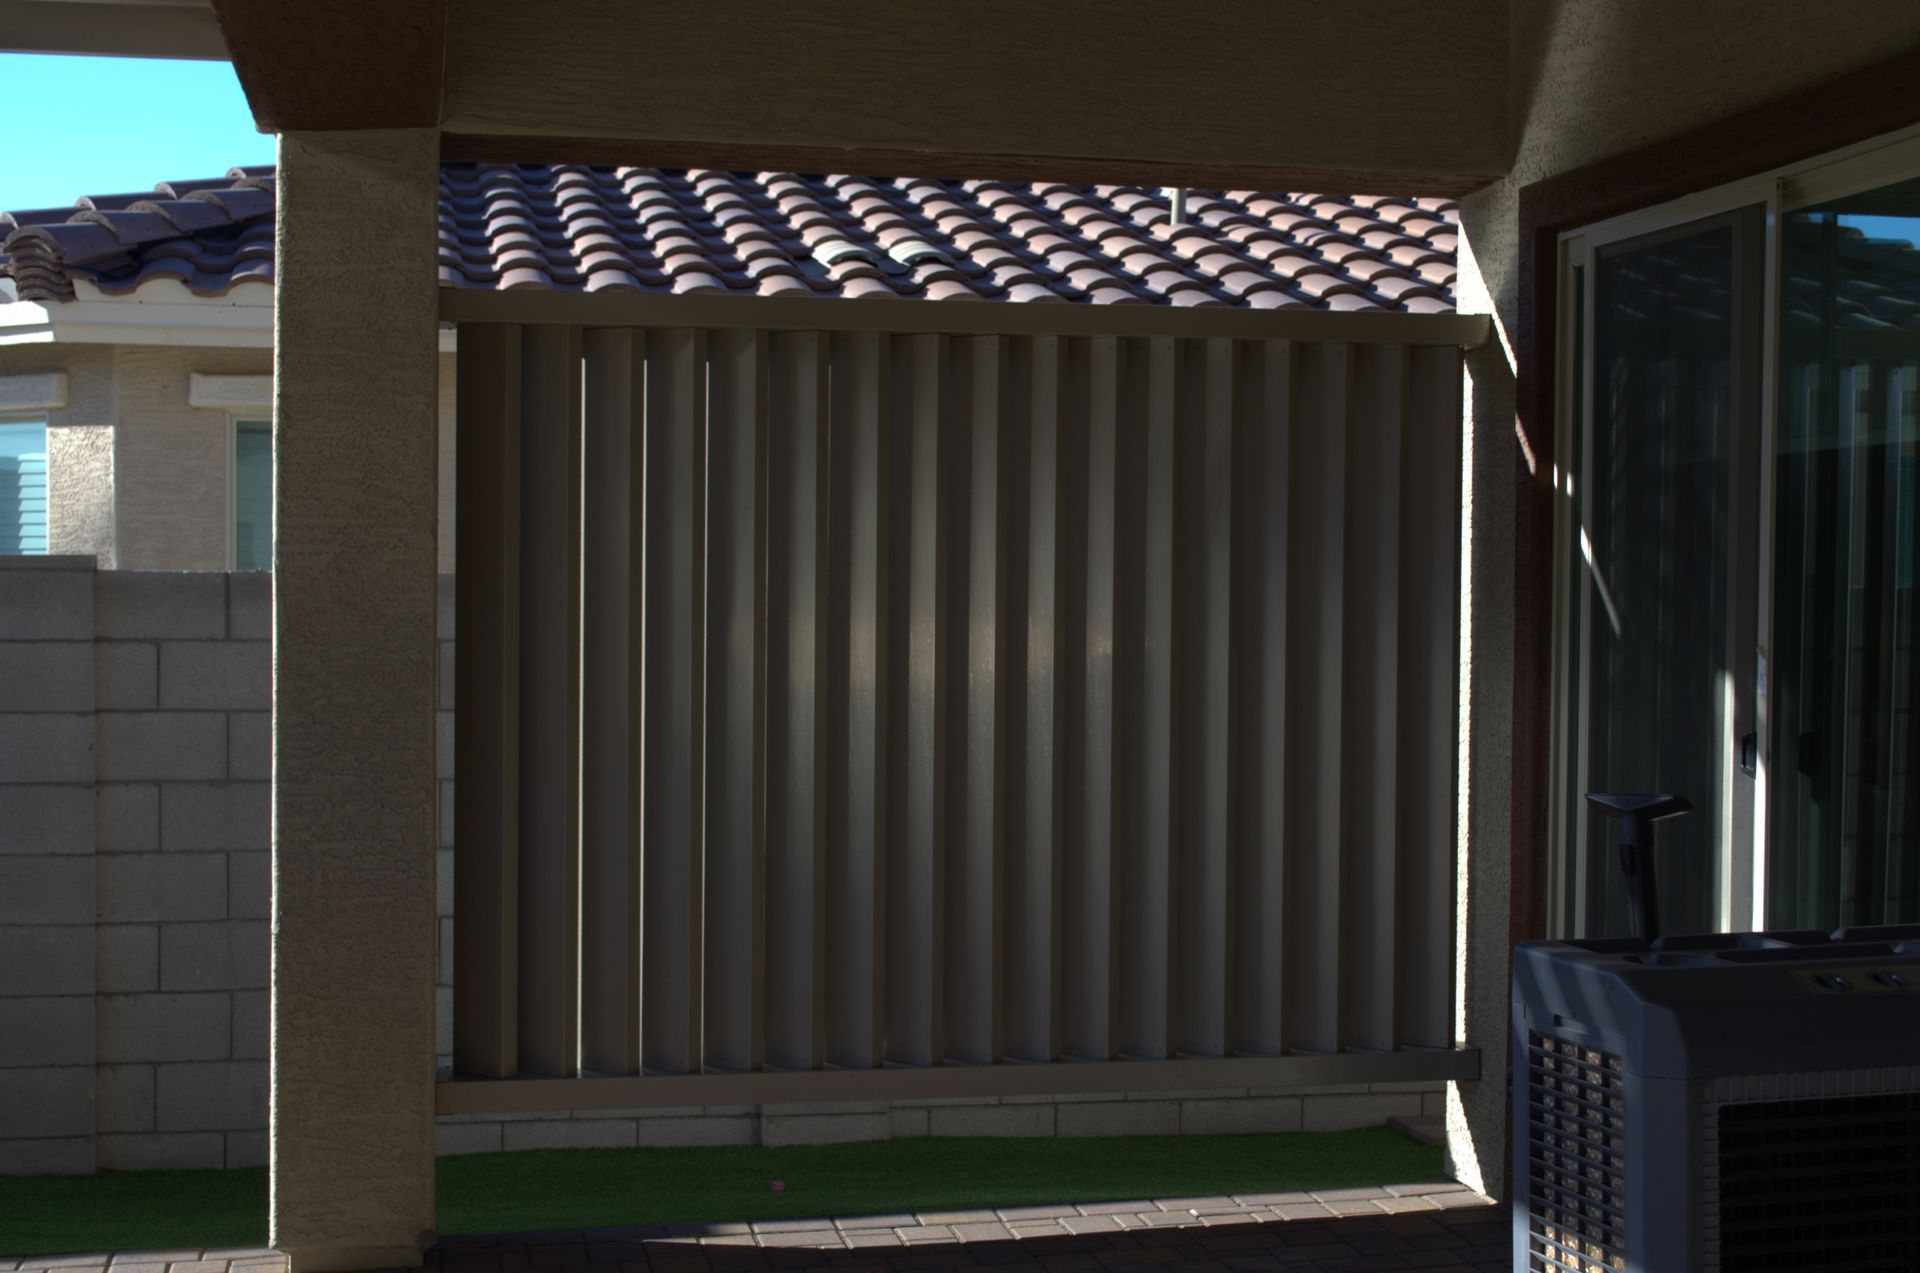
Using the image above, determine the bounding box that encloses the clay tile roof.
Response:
[1,165,1463,313]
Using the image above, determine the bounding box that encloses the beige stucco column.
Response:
[270,129,441,1271]
[1447,188,1517,1204]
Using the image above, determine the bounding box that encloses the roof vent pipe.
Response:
[1165,186,1186,226]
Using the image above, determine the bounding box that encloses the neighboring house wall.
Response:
[0,344,459,573]
[0,559,1440,1175]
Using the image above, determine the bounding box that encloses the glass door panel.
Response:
[1574,210,1764,937]
[1771,178,1920,928]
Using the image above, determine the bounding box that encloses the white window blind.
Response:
[0,421,47,555]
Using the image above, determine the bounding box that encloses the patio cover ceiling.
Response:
[10,1,1512,196]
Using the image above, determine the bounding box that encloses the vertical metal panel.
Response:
[517,323,581,1078]
[1053,339,1093,1061]
[1006,334,1064,1062]
[453,322,521,1080]
[642,327,706,1075]
[825,329,888,1069]
[945,335,1007,1065]
[1341,343,1405,1052]
[703,328,768,1073]
[1071,335,1122,1061]
[1285,342,1350,1054]
[1231,340,1292,1057]
[1119,335,1179,1060]
[765,331,829,1070]
[580,327,641,1076]
[1396,345,1463,1049]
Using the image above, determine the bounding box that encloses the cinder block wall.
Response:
[0,559,1442,1176]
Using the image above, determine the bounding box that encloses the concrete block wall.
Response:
[0,560,1444,1176]
[0,558,270,1174]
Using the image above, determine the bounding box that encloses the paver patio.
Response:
[2,1184,1506,1273]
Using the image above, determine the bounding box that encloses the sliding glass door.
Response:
[1770,178,1920,929]
[1558,210,1765,937]
[1556,145,1920,939]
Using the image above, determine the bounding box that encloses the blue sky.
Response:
[0,54,273,211]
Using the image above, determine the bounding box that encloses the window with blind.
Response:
[233,419,272,571]
[0,421,48,555]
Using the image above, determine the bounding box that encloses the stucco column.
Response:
[1447,185,1518,1203]
[271,129,440,1271]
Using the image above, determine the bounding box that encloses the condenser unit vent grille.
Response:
[1714,1091,1920,1272]
[1526,1031,1627,1273]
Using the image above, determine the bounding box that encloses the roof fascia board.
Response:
[0,0,229,59]
[0,297,459,352]
[439,287,1492,348]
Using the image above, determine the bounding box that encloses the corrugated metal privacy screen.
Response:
[453,321,1462,1089]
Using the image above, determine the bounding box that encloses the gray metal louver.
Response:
[1514,928,1920,1272]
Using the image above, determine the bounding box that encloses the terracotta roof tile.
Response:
[1,163,1463,312]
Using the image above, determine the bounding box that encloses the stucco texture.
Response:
[270,129,441,1271]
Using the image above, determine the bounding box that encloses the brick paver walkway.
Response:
[4,1183,1507,1273]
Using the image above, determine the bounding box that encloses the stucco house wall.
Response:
[0,343,457,573]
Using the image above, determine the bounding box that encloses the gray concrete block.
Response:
[759,1112,889,1146]
[437,642,454,711]
[228,850,269,920]
[0,1136,93,1176]
[926,1103,1054,1138]
[96,712,226,781]
[161,921,268,991]
[162,782,269,852]
[436,1120,503,1156]
[437,847,454,916]
[1370,1080,1445,1094]
[0,785,91,854]
[227,1129,268,1167]
[0,566,93,640]
[436,985,452,1056]
[437,916,453,986]
[0,926,93,995]
[94,573,225,640]
[156,1060,268,1131]
[97,1064,156,1133]
[437,577,455,640]
[97,783,161,852]
[232,989,268,1060]
[0,642,94,711]
[1057,1100,1179,1138]
[1132,1087,1248,1100]
[890,1107,930,1138]
[1299,1093,1423,1133]
[0,997,93,1067]
[97,1132,225,1171]
[227,712,268,780]
[0,713,95,782]
[0,855,94,925]
[98,924,161,993]
[94,642,157,710]
[438,781,454,848]
[503,1119,638,1151]
[159,642,270,710]
[0,1067,93,1138]
[98,853,226,923]
[97,992,231,1063]
[635,1116,758,1147]
[228,572,270,640]
[1179,1097,1303,1135]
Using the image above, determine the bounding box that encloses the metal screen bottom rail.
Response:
[436,1047,1479,1115]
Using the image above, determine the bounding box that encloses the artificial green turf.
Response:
[0,1128,1443,1257]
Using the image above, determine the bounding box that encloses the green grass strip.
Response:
[1,1128,1443,1258]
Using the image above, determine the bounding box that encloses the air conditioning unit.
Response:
[1512,925,1920,1272]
